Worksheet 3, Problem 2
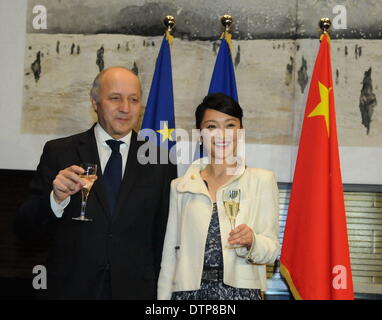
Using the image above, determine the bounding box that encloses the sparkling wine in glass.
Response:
[223,189,241,249]
[72,163,98,222]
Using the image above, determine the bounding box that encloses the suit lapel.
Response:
[76,125,111,218]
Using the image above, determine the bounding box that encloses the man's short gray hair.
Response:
[90,71,103,105]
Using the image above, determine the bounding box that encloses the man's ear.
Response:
[90,96,98,112]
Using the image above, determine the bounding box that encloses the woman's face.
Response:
[199,108,242,163]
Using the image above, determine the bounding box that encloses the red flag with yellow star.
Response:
[280,33,354,300]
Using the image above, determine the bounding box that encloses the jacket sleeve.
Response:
[157,179,179,300]
[237,171,280,265]
[14,141,60,241]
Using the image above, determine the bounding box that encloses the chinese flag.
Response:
[280,33,354,300]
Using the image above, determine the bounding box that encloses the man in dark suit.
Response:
[16,67,177,299]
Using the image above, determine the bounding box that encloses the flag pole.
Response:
[220,14,233,36]
[319,17,332,43]
[164,15,176,44]
[163,15,176,33]
[220,14,234,58]
[319,17,332,34]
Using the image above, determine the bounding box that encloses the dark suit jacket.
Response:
[15,126,177,299]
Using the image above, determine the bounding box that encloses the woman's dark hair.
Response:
[195,93,243,129]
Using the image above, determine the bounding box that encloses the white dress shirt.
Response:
[50,123,132,217]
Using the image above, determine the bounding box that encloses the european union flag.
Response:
[208,34,239,102]
[141,33,176,151]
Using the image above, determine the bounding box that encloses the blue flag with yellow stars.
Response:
[141,32,176,151]
[208,32,239,102]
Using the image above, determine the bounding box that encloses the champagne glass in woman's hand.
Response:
[72,163,98,222]
[223,189,241,249]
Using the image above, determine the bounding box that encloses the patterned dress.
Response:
[171,202,262,300]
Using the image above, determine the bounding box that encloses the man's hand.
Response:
[228,224,254,249]
[52,165,85,204]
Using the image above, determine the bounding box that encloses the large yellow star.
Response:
[307,81,331,136]
[157,121,175,143]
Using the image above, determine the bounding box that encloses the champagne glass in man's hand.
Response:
[72,163,98,222]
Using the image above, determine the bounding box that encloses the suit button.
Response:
[109,233,113,238]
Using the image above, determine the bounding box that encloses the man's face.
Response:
[91,68,142,139]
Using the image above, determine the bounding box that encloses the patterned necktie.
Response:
[103,139,124,213]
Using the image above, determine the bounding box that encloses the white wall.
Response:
[0,0,62,171]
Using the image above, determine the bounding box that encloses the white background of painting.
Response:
[0,0,381,184]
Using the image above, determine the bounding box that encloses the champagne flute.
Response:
[72,163,98,222]
[223,189,241,249]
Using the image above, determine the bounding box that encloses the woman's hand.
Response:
[228,224,254,249]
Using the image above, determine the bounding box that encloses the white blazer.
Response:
[157,159,280,300]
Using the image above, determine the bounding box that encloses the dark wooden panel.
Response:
[0,169,49,279]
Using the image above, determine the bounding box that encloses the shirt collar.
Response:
[94,123,132,146]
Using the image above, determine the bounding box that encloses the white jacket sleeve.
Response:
[237,171,280,264]
[157,180,179,300]
[250,171,280,264]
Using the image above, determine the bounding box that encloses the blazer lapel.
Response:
[76,125,111,218]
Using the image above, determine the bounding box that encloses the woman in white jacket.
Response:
[158,93,280,300]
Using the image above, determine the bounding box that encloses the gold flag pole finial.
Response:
[221,14,233,34]
[319,18,331,34]
[164,15,176,33]
[220,15,234,56]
